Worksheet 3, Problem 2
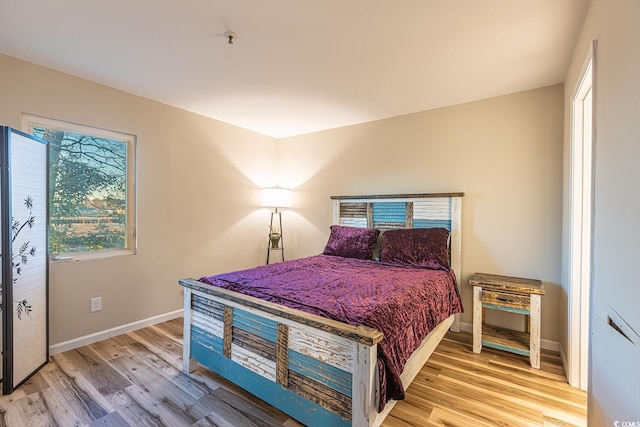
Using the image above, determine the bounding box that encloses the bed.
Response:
[179,192,464,426]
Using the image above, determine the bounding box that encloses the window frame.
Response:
[21,114,137,261]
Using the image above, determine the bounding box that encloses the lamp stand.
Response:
[266,207,285,264]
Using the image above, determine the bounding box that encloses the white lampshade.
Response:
[262,188,292,208]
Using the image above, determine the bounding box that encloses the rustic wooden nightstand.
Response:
[469,273,545,368]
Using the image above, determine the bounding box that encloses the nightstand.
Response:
[469,273,545,368]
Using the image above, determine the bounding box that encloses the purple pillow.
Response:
[380,228,450,270]
[322,225,380,260]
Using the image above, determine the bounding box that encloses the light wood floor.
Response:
[0,318,586,426]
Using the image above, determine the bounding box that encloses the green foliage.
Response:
[34,128,128,254]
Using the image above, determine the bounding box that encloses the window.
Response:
[22,114,136,260]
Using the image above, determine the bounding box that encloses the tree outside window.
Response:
[22,115,136,259]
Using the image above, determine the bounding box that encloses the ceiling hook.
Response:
[224,31,237,45]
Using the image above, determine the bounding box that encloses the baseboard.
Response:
[541,337,561,353]
[559,343,570,383]
[50,308,184,355]
[459,322,560,353]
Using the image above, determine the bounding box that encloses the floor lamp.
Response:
[262,188,291,264]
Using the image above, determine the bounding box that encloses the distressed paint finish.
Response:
[288,323,354,372]
[233,327,276,361]
[413,198,452,220]
[288,369,352,419]
[191,311,224,339]
[232,308,278,342]
[288,351,352,397]
[5,316,584,426]
[342,198,457,231]
[472,286,483,354]
[330,192,465,200]
[192,294,224,320]
[339,202,367,218]
[481,325,531,357]
[276,324,289,387]
[482,290,530,312]
[470,273,544,368]
[180,281,383,346]
[338,202,369,228]
[529,294,542,369]
[352,342,377,427]
[412,197,453,231]
[182,289,198,372]
[373,202,406,227]
[405,202,414,228]
[469,272,545,295]
[231,343,276,381]
[223,306,233,358]
[181,193,465,426]
[339,217,368,228]
[191,340,351,427]
[187,289,356,423]
[367,203,374,227]
[191,325,223,354]
[449,196,463,332]
[332,193,464,332]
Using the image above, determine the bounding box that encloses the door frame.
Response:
[567,40,596,390]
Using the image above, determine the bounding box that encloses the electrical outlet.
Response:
[90,297,102,312]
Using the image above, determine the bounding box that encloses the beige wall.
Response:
[0,54,279,345]
[563,0,640,423]
[0,54,566,348]
[279,85,565,342]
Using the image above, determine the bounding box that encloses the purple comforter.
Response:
[200,254,463,410]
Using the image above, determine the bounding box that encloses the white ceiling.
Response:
[0,1,589,139]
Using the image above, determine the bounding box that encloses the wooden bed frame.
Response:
[179,192,463,427]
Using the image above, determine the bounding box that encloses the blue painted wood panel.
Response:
[413,219,451,230]
[191,339,351,427]
[192,325,224,353]
[373,202,406,223]
[482,303,530,315]
[232,308,278,342]
[288,350,352,397]
[482,340,531,357]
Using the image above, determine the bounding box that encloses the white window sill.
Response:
[50,248,136,263]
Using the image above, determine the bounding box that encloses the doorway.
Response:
[568,41,595,391]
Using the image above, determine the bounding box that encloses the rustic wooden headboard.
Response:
[330,192,464,331]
